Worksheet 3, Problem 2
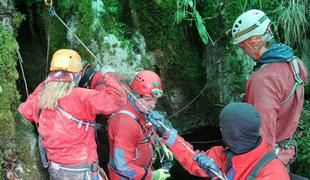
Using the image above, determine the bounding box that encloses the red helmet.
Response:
[131,70,163,98]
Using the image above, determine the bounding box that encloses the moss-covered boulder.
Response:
[0,27,19,141]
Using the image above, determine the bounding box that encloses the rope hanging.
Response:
[17,49,29,97]
[45,14,51,77]
[168,82,208,119]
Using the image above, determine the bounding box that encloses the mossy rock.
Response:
[0,111,16,139]
[13,115,47,179]
[0,27,19,139]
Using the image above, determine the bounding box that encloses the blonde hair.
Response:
[39,81,75,110]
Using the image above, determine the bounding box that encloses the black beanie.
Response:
[220,102,261,154]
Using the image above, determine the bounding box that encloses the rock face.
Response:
[0,1,45,179]
[0,0,14,33]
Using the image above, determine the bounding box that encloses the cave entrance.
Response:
[15,1,47,102]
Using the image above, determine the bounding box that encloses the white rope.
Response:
[52,10,100,63]
[48,6,147,109]
[17,49,29,96]
[168,81,208,119]
[45,16,51,77]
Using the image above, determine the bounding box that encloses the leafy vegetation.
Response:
[174,0,209,44]
[293,100,310,177]
[272,0,309,48]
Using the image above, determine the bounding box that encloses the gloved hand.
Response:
[161,144,173,162]
[100,65,116,76]
[148,110,170,135]
[151,168,171,180]
[194,153,221,178]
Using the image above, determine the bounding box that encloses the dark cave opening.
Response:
[168,126,222,180]
[15,1,47,102]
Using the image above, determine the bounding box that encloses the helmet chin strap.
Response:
[128,95,149,116]
[128,95,154,123]
[244,33,272,60]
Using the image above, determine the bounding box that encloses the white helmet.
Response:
[232,9,271,44]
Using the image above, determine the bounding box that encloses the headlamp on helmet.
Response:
[131,70,163,99]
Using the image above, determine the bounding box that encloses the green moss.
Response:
[132,0,203,95]
[226,47,248,95]
[293,100,310,177]
[0,27,20,139]
[12,11,26,30]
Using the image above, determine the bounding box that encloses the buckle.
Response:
[91,162,99,172]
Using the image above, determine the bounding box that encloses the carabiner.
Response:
[44,0,53,6]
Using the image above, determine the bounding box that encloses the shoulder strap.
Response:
[246,151,277,180]
[224,149,235,174]
[117,110,139,120]
[281,57,304,105]
[112,110,150,144]
[56,106,95,131]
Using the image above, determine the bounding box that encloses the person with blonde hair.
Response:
[18,49,126,180]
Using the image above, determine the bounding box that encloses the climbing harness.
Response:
[57,106,96,131]
[153,137,174,170]
[50,161,108,180]
[109,109,157,179]
[281,57,304,104]
[110,110,152,144]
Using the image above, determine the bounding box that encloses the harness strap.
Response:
[246,151,276,180]
[223,149,234,173]
[111,110,150,144]
[110,110,156,176]
[50,161,90,172]
[50,161,100,172]
[281,57,304,105]
[57,107,95,131]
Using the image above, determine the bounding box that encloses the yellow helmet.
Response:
[50,49,82,73]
